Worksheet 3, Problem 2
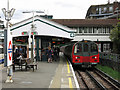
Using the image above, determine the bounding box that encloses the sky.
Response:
[0,0,120,23]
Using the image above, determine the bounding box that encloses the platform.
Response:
[1,53,79,89]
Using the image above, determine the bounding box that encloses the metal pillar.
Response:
[2,0,15,83]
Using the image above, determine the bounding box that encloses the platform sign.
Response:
[70,33,75,37]
[7,27,12,66]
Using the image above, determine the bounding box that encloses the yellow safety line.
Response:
[66,60,70,73]
[69,77,73,89]
[66,60,73,89]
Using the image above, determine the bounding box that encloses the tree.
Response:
[110,22,120,54]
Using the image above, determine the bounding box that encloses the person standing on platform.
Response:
[57,47,60,57]
[53,47,57,61]
[19,46,23,55]
[13,46,18,60]
[47,47,53,63]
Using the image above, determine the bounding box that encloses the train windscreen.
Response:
[90,43,98,53]
[74,43,82,55]
[83,43,89,52]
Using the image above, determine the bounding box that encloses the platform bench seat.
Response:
[26,59,38,71]
[12,58,27,71]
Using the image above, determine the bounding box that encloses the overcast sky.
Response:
[0,0,120,23]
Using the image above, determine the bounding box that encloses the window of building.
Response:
[98,28,102,33]
[99,8,102,14]
[106,27,111,33]
[76,28,79,33]
[79,27,83,33]
[103,28,106,33]
[88,28,93,33]
[84,27,88,33]
[105,27,109,34]
[109,6,113,12]
[93,27,97,33]
[96,8,98,11]
[104,7,107,12]
[103,43,110,52]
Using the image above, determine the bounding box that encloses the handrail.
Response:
[99,52,120,62]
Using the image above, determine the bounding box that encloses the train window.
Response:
[91,43,98,53]
[74,44,82,54]
[74,45,77,54]
[83,44,88,52]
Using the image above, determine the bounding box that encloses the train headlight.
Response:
[92,56,97,59]
[76,57,80,59]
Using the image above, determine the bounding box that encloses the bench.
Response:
[12,58,27,71]
[25,59,38,72]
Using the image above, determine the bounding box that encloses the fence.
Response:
[99,52,120,72]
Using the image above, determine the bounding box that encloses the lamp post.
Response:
[23,11,44,62]
[2,0,15,83]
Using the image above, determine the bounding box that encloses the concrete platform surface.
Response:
[1,53,79,89]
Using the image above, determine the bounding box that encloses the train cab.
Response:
[63,40,99,67]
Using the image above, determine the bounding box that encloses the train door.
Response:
[82,43,89,56]
[82,43,90,62]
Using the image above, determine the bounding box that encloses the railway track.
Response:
[75,68,120,89]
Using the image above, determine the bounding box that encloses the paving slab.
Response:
[2,60,59,88]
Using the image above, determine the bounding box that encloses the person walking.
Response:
[47,47,53,63]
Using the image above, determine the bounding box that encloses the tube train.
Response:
[61,40,99,67]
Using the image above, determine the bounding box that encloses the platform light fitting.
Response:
[2,8,15,21]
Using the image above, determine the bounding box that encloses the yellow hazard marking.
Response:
[69,77,73,89]
[66,60,70,73]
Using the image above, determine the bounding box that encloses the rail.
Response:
[95,68,120,88]
[75,69,120,89]
[86,70,106,89]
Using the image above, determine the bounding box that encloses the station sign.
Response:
[7,27,12,66]
[70,33,75,37]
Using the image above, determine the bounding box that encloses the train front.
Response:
[72,41,99,67]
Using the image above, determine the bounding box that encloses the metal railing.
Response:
[99,52,120,62]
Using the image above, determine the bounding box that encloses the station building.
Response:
[86,1,120,19]
[8,14,120,61]
[52,19,119,52]
[11,15,74,61]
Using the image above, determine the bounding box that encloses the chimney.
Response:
[113,0,119,12]
[108,0,110,4]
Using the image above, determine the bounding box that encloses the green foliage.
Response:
[96,64,120,81]
[110,22,120,54]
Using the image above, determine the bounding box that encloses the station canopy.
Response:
[11,15,75,40]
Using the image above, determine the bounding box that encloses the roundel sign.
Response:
[8,41,12,61]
